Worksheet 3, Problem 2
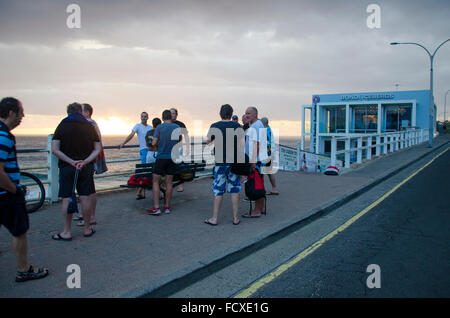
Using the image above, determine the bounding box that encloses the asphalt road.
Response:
[249,147,450,298]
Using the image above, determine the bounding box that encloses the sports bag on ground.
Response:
[245,168,266,201]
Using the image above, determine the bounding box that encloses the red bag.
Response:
[127,174,140,186]
[245,169,266,201]
[127,175,151,186]
[139,177,151,186]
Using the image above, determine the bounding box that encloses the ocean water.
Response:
[15,135,305,192]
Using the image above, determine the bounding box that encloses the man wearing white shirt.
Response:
[119,112,153,199]
[243,106,268,218]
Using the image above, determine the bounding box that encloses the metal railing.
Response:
[330,128,429,168]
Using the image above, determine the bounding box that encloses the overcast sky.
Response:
[0,0,449,135]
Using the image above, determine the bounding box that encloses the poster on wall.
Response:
[277,145,343,173]
[299,151,343,173]
[315,153,343,173]
[278,145,298,171]
[298,151,317,172]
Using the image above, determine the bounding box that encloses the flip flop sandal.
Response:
[16,265,49,282]
[84,228,96,237]
[136,195,146,200]
[233,220,241,225]
[52,233,72,241]
[204,219,218,226]
[267,192,279,195]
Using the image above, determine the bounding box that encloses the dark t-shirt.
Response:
[53,121,100,168]
[208,121,243,166]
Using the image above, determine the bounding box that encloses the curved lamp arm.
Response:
[390,41,431,57]
[432,38,450,57]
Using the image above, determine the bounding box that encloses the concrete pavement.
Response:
[1,134,448,298]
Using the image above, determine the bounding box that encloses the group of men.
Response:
[0,97,278,283]
[119,108,189,212]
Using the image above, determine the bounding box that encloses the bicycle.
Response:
[20,171,46,213]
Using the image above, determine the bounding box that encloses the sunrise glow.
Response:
[96,117,134,136]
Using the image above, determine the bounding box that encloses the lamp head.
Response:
[390,42,399,45]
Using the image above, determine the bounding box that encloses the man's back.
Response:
[53,120,99,167]
[154,122,180,159]
[209,120,242,165]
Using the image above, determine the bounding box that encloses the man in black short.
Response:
[51,103,101,239]
[0,97,49,282]
[147,110,180,215]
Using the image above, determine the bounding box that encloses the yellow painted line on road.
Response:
[234,146,450,298]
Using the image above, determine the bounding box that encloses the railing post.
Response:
[47,134,59,202]
[376,135,381,157]
[389,134,394,152]
[383,135,388,155]
[345,138,350,168]
[357,137,362,164]
[331,137,337,167]
[367,136,372,160]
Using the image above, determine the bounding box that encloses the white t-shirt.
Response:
[133,123,153,150]
[246,119,269,163]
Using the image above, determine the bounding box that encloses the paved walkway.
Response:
[1,135,449,297]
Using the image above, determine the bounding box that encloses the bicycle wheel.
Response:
[20,171,46,213]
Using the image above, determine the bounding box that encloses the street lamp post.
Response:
[390,38,450,147]
[445,89,450,124]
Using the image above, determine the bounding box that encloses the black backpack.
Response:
[245,169,266,201]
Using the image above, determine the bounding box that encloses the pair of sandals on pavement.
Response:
[52,229,95,241]
[52,225,96,241]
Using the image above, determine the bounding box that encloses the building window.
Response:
[384,104,412,131]
[325,106,346,133]
[351,105,378,133]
